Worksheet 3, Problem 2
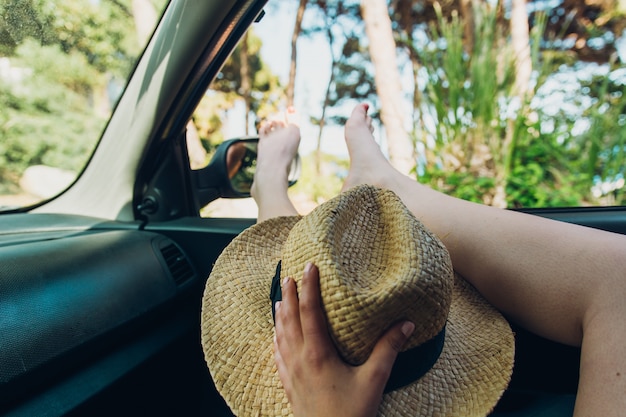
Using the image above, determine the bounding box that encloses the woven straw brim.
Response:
[201,216,514,417]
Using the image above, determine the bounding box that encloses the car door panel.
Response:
[521,207,626,235]
[0,214,227,415]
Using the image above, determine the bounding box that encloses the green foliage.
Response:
[522,61,626,206]
[290,151,347,204]
[505,109,588,207]
[579,71,626,181]
[421,167,496,204]
[410,1,626,208]
[16,38,102,95]
[415,3,516,205]
[0,40,106,191]
[1,0,139,76]
[0,0,164,197]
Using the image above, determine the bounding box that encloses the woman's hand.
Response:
[273,262,415,417]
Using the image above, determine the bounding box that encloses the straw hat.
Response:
[201,184,514,417]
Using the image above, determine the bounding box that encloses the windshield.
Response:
[0,0,168,209]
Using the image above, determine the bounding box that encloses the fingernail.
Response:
[275,301,281,311]
[401,321,415,337]
[282,277,289,286]
[304,262,313,273]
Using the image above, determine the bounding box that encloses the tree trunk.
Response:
[459,0,475,55]
[287,0,308,107]
[490,0,532,208]
[131,0,158,46]
[186,121,207,170]
[510,0,532,98]
[240,32,252,135]
[315,25,338,179]
[360,0,415,176]
[406,46,425,150]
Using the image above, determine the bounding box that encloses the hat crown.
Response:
[202,183,514,417]
[280,185,454,365]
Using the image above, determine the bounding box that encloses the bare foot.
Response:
[342,104,399,193]
[252,108,301,221]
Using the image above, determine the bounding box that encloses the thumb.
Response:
[364,321,415,384]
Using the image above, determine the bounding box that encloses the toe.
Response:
[348,103,370,123]
[285,107,300,127]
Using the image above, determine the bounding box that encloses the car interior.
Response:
[1,0,625,416]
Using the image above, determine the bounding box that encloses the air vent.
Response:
[160,243,195,286]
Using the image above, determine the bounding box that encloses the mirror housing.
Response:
[192,137,301,208]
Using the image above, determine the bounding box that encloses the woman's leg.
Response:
[342,103,626,416]
[251,108,301,222]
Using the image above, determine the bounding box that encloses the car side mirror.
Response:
[192,137,301,208]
